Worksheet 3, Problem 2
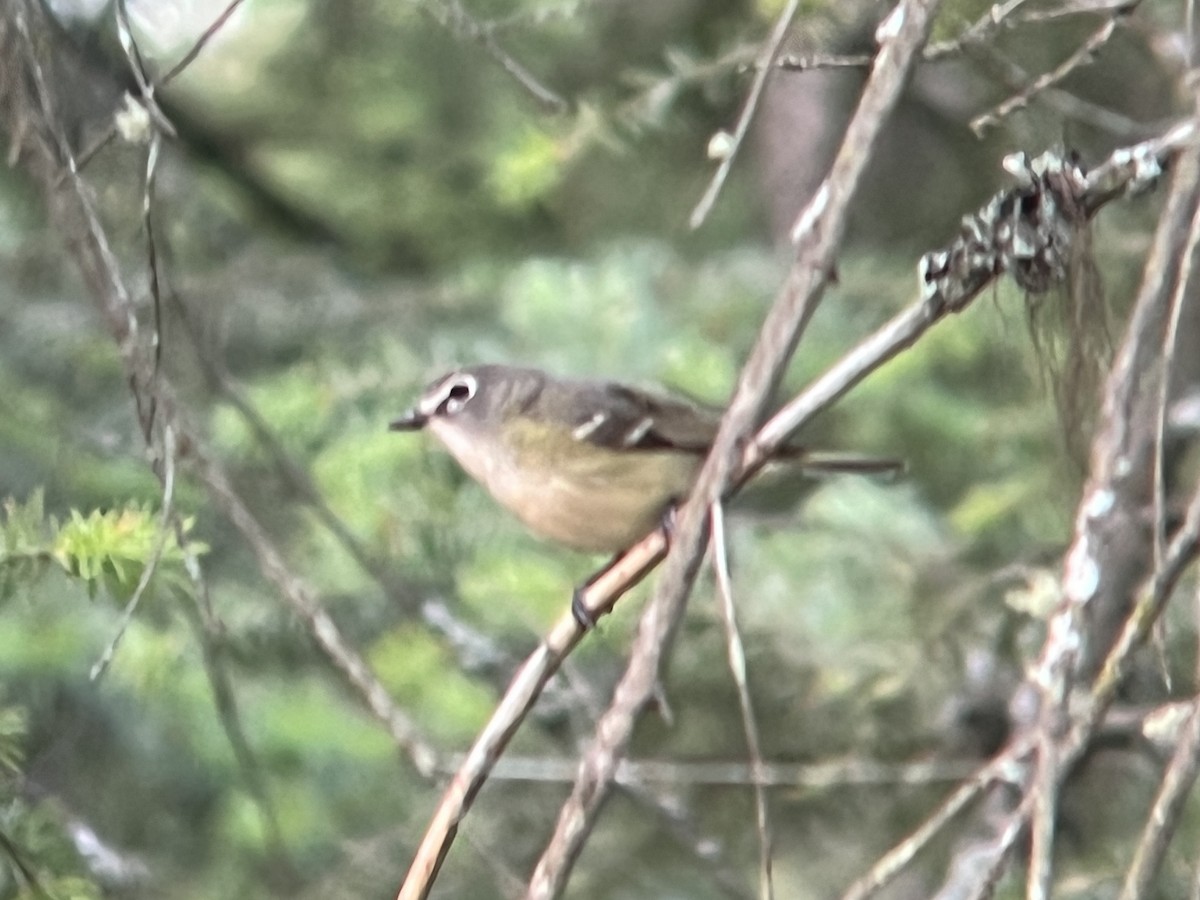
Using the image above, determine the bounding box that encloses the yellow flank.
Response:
[482,418,699,552]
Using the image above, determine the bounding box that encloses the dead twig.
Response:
[970,8,1135,136]
[689,0,800,229]
[1118,699,1200,900]
[710,503,774,900]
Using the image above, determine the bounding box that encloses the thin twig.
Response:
[112,0,175,138]
[957,787,1038,900]
[1191,0,1200,68]
[778,0,1047,72]
[89,424,177,681]
[476,26,568,113]
[176,552,295,878]
[689,0,800,229]
[925,0,1038,61]
[774,52,872,72]
[1016,0,1139,24]
[775,2,1148,138]
[161,0,249,85]
[73,0,247,177]
[1118,699,1200,900]
[970,10,1132,136]
[1155,102,1200,569]
[1083,479,1200,737]
[840,739,1032,900]
[413,0,566,112]
[1026,723,1059,900]
[0,827,44,895]
[974,43,1151,138]
[169,290,424,615]
[1147,112,1200,686]
[473,755,978,787]
[140,131,164,436]
[710,503,773,900]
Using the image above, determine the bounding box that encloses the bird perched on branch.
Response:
[390,364,900,555]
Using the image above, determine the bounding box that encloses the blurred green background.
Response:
[0,0,1193,897]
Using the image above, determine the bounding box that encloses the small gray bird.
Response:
[390,364,899,553]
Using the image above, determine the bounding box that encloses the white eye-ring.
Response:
[437,373,477,416]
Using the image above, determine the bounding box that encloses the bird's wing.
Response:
[559,380,904,475]
[564,382,720,453]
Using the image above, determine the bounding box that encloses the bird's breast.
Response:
[430,418,698,552]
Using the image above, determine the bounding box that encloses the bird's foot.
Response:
[571,584,597,631]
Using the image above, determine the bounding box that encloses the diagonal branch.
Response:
[523,2,942,898]
[689,0,800,229]
[1118,698,1200,900]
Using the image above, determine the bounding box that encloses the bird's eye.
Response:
[438,375,476,415]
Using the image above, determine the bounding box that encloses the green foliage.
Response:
[0,495,53,604]
[55,508,204,602]
[0,491,204,606]
[0,0,1182,896]
[488,126,566,210]
[0,706,24,776]
[367,628,495,742]
[457,545,577,631]
[0,702,102,900]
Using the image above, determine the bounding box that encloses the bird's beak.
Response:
[388,409,428,431]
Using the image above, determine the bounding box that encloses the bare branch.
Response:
[973,43,1151,138]
[841,740,1033,900]
[160,0,249,86]
[970,8,1134,136]
[476,755,978,787]
[523,3,942,898]
[177,553,296,879]
[411,0,566,112]
[689,0,800,229]
[1119,700,1200,900]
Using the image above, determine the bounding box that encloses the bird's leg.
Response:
[570,502,680,630]
[571,555,620,630]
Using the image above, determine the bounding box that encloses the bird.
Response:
[389,364,900,555]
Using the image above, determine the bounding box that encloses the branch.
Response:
[841,739,1033,900]
[1118,698,1200,900]
[689,0,800,229]
[411,0,566,112]
[524,2,942,897]
[970,6,1136,136]
[929,129,1200,900]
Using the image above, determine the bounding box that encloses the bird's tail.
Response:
[779,448,906,477]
